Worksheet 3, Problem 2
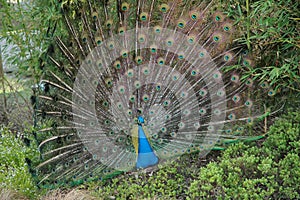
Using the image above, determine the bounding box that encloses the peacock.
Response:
[33,0,276,187]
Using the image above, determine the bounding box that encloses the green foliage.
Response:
[87,161,188,199]
[187,111,300,199]
[0,0,69,132]
[223,0,300,92]
[263,111,300,160]
[0,127,40,199]
[0,0,63,84]
[188,144,277,199]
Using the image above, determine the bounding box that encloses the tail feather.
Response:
[34,0,276,186]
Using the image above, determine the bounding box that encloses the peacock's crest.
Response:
[34,0,275,187]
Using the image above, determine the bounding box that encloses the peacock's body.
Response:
[34,0,275,186]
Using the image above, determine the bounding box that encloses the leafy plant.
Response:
[187,111,300,199]
[223,0,300,93]
[0,0,62,84]
[0,126,41,199]
[0,0,65,131]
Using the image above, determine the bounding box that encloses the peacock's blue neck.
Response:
[136,116,159,169]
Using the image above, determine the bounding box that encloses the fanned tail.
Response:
[34,0,276,187]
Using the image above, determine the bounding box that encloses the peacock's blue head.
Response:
[137,116,145,124]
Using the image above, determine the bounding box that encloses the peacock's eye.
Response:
[121,3,129,11]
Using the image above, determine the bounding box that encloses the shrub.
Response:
[187,111,300,199]
[0,127,40,199]
[88,161,187,199]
